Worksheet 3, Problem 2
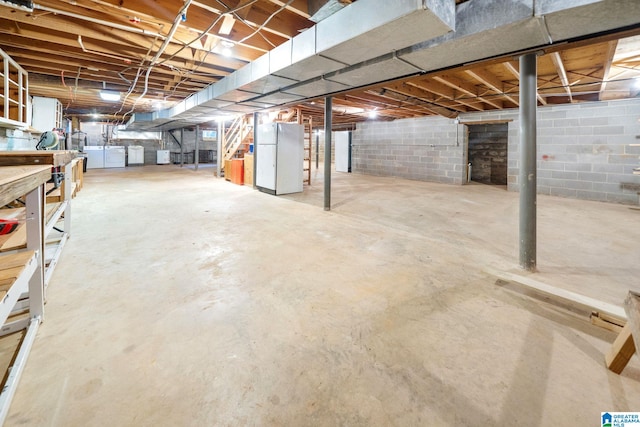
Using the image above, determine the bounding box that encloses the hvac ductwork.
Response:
[127,0,640,131]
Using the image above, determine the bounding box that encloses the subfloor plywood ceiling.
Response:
[1,0,640,128]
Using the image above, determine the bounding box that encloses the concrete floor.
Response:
[5,164,640,426]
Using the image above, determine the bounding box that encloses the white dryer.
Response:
[104,146,126,168]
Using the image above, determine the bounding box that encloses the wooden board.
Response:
[0,150,77,167]
[0,166,51,206]
[490,269,627,323]
[244,154,254,186]
[224,159,233,181]
[0,203,61,252]
[624,291,640,361]
[605,323,636,373]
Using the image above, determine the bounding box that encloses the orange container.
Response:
[230,159,244,185]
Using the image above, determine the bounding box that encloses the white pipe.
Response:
[77,35,135,63]
[33,3,167,39]
[124,0,194,118]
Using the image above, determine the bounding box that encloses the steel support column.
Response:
[195,124,200,171]
[315,132,319,169]
[216,120,223,177]
[519,53,537,271]
[180,128,184,167]
[253,112,258,189]
[324,97,332,211]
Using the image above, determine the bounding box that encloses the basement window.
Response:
[202,130,217,140]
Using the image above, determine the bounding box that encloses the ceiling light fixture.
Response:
[100,90,121,102]
[634,77,640,90]
[368,110,378,119]
[220,40,235,58]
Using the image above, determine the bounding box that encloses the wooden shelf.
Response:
[0,165,48,423]
[0,251,36,326]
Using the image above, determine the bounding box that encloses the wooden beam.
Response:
[433,75,503,109]
[591,312,624,334]
[374,88,458,118]
[623,291,640,361]
[490,269,627,323]
[385,81,468,113]
[605,323,636,374]
[503,62,547,105]
[414,78,485,112]
[465,68,519,107]
[550,52,573,102]
[266,0,310,18]
[599,40,618,100]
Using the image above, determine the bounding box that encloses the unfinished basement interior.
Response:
[0,0,640,425]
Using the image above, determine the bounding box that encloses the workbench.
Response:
[0,165,49,424]
[0,151,78,289]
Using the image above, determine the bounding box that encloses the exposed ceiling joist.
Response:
[550,52,573,103]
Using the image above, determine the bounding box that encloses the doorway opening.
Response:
[467,123,508,186]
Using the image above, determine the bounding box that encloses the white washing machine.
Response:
[157,150,170,165]
[128,145,144,165]
[104,146,126,168]
[84,146,104,169]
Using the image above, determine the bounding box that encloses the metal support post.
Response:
[315,132,319,169]
[195,124,200,171]
[253,112,258,189]
[519,52,537,271]
[324,97,332,211]
[25,185,44,319]
[180,128,185,167]
[216,120,223,177]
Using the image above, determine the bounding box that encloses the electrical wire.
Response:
[214,0,277,48]
[235,0,294,45]
[166,0,294,99]
[119,1,194,122]
[157,0,258,67]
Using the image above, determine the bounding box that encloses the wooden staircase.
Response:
[221,115,253,174]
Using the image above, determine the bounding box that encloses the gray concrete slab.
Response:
[5,165,640,426]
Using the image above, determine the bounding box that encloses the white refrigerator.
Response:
[256,123,304,195]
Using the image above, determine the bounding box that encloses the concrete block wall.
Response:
[459,98,640,204]
[353,98,640,205]
[162,128,217,163]
[351,116,466,184]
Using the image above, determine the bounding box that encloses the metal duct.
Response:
[282,77,350,98]
[399,0,547,73]
[127,0,640,131]
[308,0,349,22]
[270,28,346,81]
[316,0,455,65]
[128,0,455,129]
[399,0,640,72]
[325,53,421,88]
[537,0,640,42]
